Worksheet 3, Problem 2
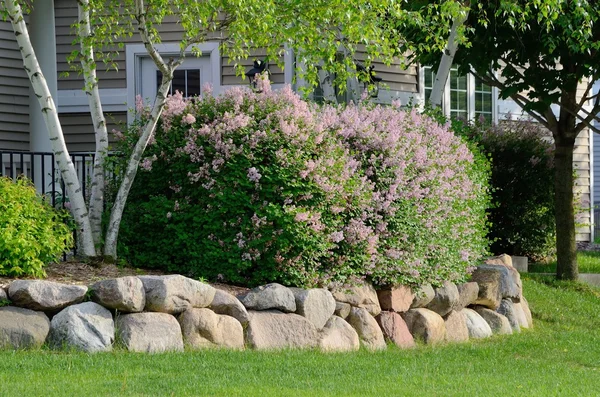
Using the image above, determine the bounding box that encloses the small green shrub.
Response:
[0,177,74,277]
[454,119,556,261]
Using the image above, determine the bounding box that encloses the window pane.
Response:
[171,70,187,96]
[187,70,201,97]
[156,69,202,98]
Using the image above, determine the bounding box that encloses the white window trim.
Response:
[420,66,499,124]
[125,42,222,124]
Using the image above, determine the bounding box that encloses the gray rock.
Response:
[210,289,249,325]
[473,306,512,335]
[179,308,244,350]
[471,261,522,307]
[410,284,436,308]
[0,287,7,302]
[290,288,336,330]
[402,308,446,345]
[496,299,521,332]
[138,275,215,314]
[331,282,381,316]
[319,316,360,352]
[48,302,114,352]
[377,285,414,313]
[8,280,87,312]
[456,282,479,310]
[334,302,351,319]
[90,277,145,313]
[347,307,386,351]
[463,308,493,339]
[521,296,534,328]
[239,283,296,313]
[444,310,469,343]
[376,311,415,348]
[116,312,184,353]
[426,281,460,317]
[513,302,530,329]
[0,306,49,349]
[245,310,318,350]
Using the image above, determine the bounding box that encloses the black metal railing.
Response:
[1,150,98,258]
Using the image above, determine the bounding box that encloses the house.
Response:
[0,0,593,242]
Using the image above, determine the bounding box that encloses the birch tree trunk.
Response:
[429,8,470,108]
[4,0,97,257]
[78,0,107,250]
[103,0,177,259]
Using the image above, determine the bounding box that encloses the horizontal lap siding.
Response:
[0,21,29,151]
[222,48,285,86]
[354,48,418,93]
[55,0,184,91]
[575,79,592,242]
[59,112,127,152]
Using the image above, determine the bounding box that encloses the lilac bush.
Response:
[118,79,489,288]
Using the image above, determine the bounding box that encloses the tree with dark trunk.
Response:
[398,0,600,280]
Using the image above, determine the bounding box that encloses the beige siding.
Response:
[59,112,127,152]
[221,49,284,86]
[0,21,30,151]
[55,0,185,90]
[355,47,418,93]
[575,79,592,242]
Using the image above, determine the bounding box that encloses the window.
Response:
[156,69,202,97]
[423,66,494,122]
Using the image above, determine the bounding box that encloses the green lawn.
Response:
[529,251,600,274]
[1,276,600,396]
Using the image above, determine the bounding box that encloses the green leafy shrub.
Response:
[117,80,489,288]
[456,119,555,260]
[0,177,73,277]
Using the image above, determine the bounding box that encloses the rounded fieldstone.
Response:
[473,306,512,335]
[0,306,49,349]
[401,308,446,345]
[116,312,184,353]
[245,310,318,350]
[376,311,415,348]
[210,289,249,325]
[319,316,360,352]
[138,275,215,314]
[444,310,469,343]
[90,276,145,313]
[347,307,386,351]
[331,282,381,316]
[290,288,336,330]
[410,284,435,308]
[8,280,87,312]
[463,308,493,339]
[456,282,479,310]
[48,302,114,352]
[179,308,244,350]
[426,281,460,317]
[239,283,296,312]
[496,299,521,333]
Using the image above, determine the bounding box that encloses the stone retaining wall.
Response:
[0,255,532,353]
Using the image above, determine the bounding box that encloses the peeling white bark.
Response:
[4,0,96,257]
[429,9,470,108]
[78,0,107,250]
[103,0,176,258]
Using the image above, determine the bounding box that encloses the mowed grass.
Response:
[1,276,600,396]
[529,251,600,273]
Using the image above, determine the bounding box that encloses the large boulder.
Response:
[426,281,460,317]
[512,302,530,329]
[444,310,469,343]
[0,287,7,302]
[8,280,87,312]
[90,277,145,313]
[116,312,184,353]
[496,299,521,333]
[239,283,296,313]
[410,284,436,308]
[402,308,446,345]
[245,310,318,350]
[456,282,479,310]
[179,308,244,350]
[470,257,522,309]
[0,307,49,349]
[48,302,114,352]
[377,285,414,313]
[319,316,360,352]
[376,311,415,348]
[210,289,249,325]
[138,275,215,314]
[473,306,512,335]
[290,288,336,330]
[347,307,386,350]
[463,308,493,339]
[521,296,534,328]
[334,302,352,319]
[331,283,381,316]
